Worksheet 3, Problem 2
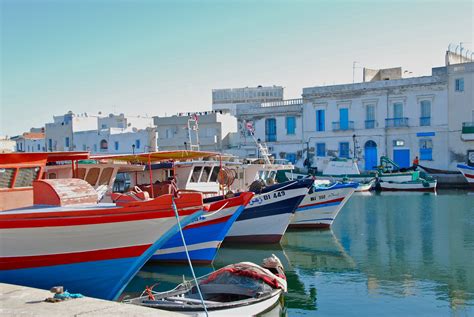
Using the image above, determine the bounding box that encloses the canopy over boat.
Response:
[92,150,220,163]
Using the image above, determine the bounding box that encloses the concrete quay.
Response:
[0,283,185,317]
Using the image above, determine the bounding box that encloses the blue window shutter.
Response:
[339,108,349,130]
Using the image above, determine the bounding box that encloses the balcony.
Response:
[332,121,354,131]
[420,117,431,126]
[462,122,474,141]
[365,120,375,129]
[385,117,409,128]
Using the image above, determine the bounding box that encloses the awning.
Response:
[92,150,219,163]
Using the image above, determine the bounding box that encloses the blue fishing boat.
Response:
[225,178,314,244]
[151,192,254,264]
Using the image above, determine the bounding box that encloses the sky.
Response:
[1,0,473,136]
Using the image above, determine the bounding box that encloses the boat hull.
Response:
[175,289,282,316]
[457,164,474,187]
[0,200,203,300]
[225,179,312,244]
[289,183,357,229]
[151,193,253,264]
[379,180,437,192]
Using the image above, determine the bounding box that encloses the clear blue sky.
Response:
[1,0,472,136]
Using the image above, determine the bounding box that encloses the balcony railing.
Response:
[365,120,375,129]
[420,117,431,126]
[385,117,409,128]
[332,121,354,131]
[462,122,474,134]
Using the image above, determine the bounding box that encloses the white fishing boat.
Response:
[378,178,437,192]
[126,255,286,316]
[289,181,357,228]
[457,163,474,188]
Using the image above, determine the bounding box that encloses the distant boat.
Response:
[0,152,208,300]
[289,181,358,229]
[126,255,287,316]
[456,163,474,188]
[378,178,437,192]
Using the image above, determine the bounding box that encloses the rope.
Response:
[171,196,209,316]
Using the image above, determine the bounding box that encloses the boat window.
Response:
[209,166,221,182]
[0,168,15,188]
[76,168,86,180]
[190,166,202,183]
[85,168,100,186]
[269,171,276,180]
[257,170,264,179]
[98,167,114,185]
[200,166,212,182]
[113,172,131,193]
[263,171,270,180]
[48,172,57,179]
[14,167,41,188]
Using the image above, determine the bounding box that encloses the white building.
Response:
[302,56,473,171]
[74,127,157,154]
[45,112,156,153]
[235,99,305,166]
[212,85,284,115]
[14,129,46,153]
[154,111,238,152]
[45,112,98,151]
[0,136,16,153]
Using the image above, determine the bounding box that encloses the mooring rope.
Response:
[171,196,209,317]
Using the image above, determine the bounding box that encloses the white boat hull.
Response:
[225,181,311,243]
[457,164,474,187]
[289,185,356,228]
[379,180,437,192]
[179,290,282,316]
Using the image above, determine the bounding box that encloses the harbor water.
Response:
[122,190,474,316]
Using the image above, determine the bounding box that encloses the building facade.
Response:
[302,61,473,171]
[212,85,284,115]
[154,111,238,152]
[14,129,46,153]
[235,99,305,166]
[45,112,155,153]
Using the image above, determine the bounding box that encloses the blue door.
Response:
[364,141,377,171]
[340,108,349,130]
[393,149,410,168]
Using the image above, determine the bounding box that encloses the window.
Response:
[83,144,87,151]
[419,139,433,160]
[200,166,212,182]
[316,143,326,157]
[101,124,107,129]
[135,139,141,149]
[65,137,70,148]
[265,118,277,142]
[14,167,41,188]
[209,166,221,182]
[366,105,375,129]
[316,109,325,131]
[114,141,119,151]
[339,108,349,130]
[37,144,40,151]
[339,142,350,158]
[0,168,15,188]
[93,144,97,152]
[285,153,297,164]
[420,100,431,126]
[100,139,108,150]
[455,78,464,92]
[393,102,403,118]
[190,166,202,182]
[48,139,52,151]
[286,117,296,135]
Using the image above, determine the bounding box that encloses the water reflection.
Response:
[122,190,474,316]
[335,191,474,312]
